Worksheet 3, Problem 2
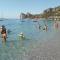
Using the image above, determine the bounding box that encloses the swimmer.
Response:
[7,29,11,34]
[19,32,25,39]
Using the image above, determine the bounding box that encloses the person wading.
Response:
[1,25,7,42]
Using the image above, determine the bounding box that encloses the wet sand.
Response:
[23,31,60,60]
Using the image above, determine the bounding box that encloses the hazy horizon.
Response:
[0,0,60,19]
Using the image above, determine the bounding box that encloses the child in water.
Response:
[19,32,25,40]
[1,25,7,42]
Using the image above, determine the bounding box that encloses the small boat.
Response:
[21,20,25,22]
[0,19,4,21]
[33,20,37,22]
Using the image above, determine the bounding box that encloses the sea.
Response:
[0,19,60,60]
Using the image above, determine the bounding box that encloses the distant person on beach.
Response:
[1,25,7,42]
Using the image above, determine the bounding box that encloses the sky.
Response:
[0,0,60,19]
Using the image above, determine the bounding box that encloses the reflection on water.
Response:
[0,19,60,60]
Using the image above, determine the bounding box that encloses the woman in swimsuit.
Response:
[1,25,7,42]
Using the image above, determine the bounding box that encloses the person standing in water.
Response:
[55,21,59,29]
[43,24,48,31]
[1,25,7,42]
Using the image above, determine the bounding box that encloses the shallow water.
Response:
[0,19,60,60]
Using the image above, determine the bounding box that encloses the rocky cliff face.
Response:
[20,6,60,20]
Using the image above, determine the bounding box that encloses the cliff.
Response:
[20,6,60,20]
